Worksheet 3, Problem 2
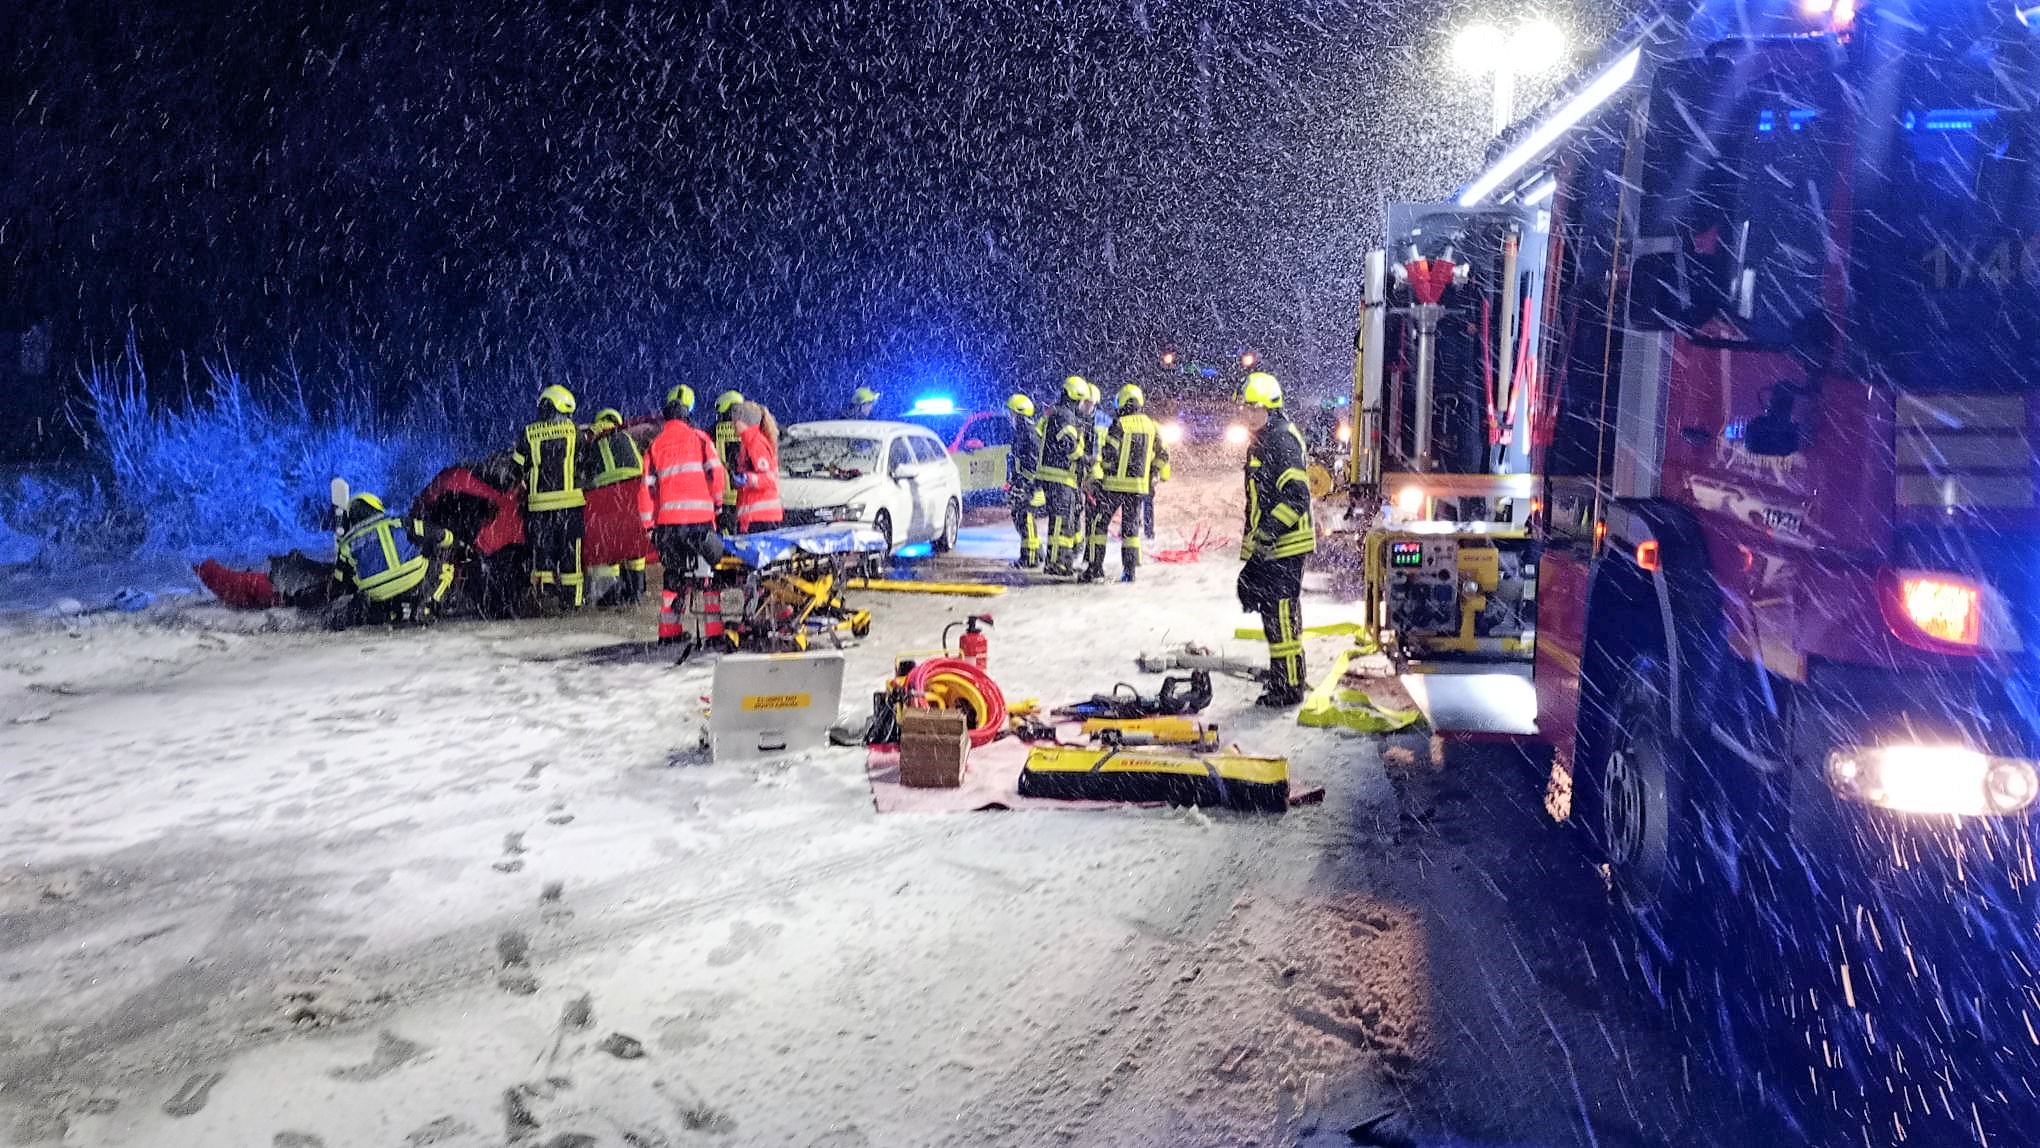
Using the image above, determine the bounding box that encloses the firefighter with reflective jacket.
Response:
[640,385,729,649]
[586,408,650,607]
[512,384,591,612]
[1236,372,1316,707]
[712,390,745,534]
[1083,384,1169,583]
[331,492,458,628]
[1034,376,1092,577]
[1006,393,1046,568]
[842,386,880,420]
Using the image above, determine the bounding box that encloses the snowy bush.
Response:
[74,343,477,561]
[0,471,121,567]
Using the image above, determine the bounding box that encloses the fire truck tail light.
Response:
[1877,569,2022,655]
[1881,571,1982,650]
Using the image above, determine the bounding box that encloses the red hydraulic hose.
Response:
[905,657,1008,748]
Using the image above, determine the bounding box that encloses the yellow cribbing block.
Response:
[848,578,1007,597]
[1233,621,1366,641]
[1080,716,1217,746]
[1298,647,1422,734]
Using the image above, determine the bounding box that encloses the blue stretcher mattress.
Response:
[721,523,889,568]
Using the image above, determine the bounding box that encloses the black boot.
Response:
[621,567,646,605]
[1077,565,1104,584]
[1255,683,1306,708]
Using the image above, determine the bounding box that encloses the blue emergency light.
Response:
[907,396,957,416]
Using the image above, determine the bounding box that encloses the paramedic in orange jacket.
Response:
[730,401,784,533]
[640,385,728,646]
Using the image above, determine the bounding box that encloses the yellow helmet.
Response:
[851,386,880,405]
[1006,393,1035,417]
[1240,371,1284,410]
[344,492,385,527]
[1063,375,1090,401]
[538,384,577,415]
[715,390,744,415]
[665,384,696,411]
[1115,384,1144,410]
[1085,381,1103,403]
[593,408,624,430]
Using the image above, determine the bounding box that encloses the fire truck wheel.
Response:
[1592,657,1689,914]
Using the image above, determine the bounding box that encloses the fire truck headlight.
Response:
[1827,745,2040,817]
[1224,423,1249,447]
[1395,485,1425,516]
[1160,420,1186,446]
[1336,421,1353,444]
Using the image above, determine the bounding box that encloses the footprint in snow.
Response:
[328,1030,425,1081]
[706,920,783,968]
[162,1070,224,1117]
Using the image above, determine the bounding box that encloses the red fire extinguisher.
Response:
[944,614,994,668]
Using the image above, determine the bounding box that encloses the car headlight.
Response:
[1224,423,1249,446]
[1159,420,1186,446]
[817,504,866,523]
[1827,744,2040,817]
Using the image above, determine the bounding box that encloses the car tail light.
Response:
[1879,569,1992,652]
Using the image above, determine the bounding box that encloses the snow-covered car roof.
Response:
[785,419,941,439]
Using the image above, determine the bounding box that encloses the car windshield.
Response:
[781,433,881,478]
[1852,20,2040,391]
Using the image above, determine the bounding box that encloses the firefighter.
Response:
[1083,383,1168,583]
[1006,393,1045,568]
[1236,372,1316,707]
[331,492,458,628]
[586,408,649,607]
[1072,380,1104,565]
[712,390,745,533]
[512,384,590,612]
[1035,376,1092,576]
[730,401,784,533]
[842,386,880,420]
[641,385,728,649]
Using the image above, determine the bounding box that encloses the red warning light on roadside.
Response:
[1161,351,1178,368]
[1239,351,1258,369]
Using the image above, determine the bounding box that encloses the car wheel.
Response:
[933,499,960,553]
[871,510,894,553]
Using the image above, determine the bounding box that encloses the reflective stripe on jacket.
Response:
[1243,413,1317,560]
[640,420,727,528]
[1035,401,1087,488]
[514,416,587,510]
[1099,411,1168,495]
[590,427,645,488]
[714,418,742,507]
[734,425,784,529]
[337,514,451,602]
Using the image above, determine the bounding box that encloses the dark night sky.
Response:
[1,0,1620,444]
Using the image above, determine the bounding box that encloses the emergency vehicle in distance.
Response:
[1341,0,2040,1131]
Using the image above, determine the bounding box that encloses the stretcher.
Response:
[711,523,888,652]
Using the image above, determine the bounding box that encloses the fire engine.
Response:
[1345,0,2040,1133]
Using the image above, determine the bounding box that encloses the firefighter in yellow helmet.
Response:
[330,492,458,628]
[712,390,745,533]
[1033,376,1092,576]
[585,408,650,607]
[512,384,591,612]
[1236,372,1316,706]
[1005,393,1046,567]
[1082,383,1169,583]
[842,386,880,420]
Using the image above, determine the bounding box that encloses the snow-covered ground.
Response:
[0,466,1783,1148]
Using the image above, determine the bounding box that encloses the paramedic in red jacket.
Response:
[639,385,728,646]
[730,401,784,533]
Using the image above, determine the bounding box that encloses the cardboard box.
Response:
[898,706,969,788]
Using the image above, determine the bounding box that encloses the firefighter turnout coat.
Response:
[514,415,588,511]
[1242,411,1316,561]
[1098,410,1169,495]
